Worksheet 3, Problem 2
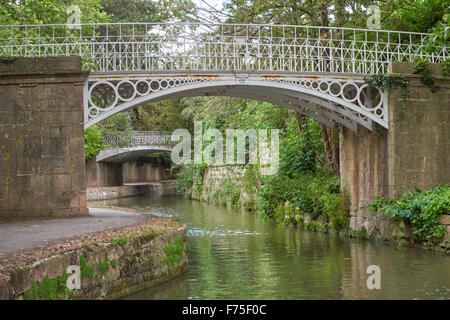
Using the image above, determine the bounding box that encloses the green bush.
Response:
[257,171,349,231]
[369,185,449,242]
[84,125,106,159]
[443,58,450,77]
[279,118,323,177]
[99,113,133,133]
[174,164,206,198]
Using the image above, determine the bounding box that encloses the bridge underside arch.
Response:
[84,72,387,132]
[97,145,172,163]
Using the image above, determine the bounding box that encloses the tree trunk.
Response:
[320,124,340,174]
[295,112,304,132]
[315,4,340,174]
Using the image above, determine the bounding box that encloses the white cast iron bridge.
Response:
[0,22,447,132]
[97,131,173,163]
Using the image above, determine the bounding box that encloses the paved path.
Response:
[0,208,149,258]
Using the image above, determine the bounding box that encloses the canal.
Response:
[91,194,450,300]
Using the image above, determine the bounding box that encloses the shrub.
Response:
[174,164,206,198]
[84,125,106,159]
[370,185,449,242]
[279,118,323,177]
[257,170,349,231]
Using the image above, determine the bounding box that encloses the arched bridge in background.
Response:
[1,22,447,132]
[97,131,173,163]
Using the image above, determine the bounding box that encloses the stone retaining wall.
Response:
[0,226,188,300]
[123,161,172,183]
[195,165,449,247]
[87,180,176,201]
[341,62,450,238]
[0,57,88,220]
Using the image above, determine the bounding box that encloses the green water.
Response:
[93,194,450,300]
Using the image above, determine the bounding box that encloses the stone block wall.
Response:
[341,62,450,236]
[340,126,390,234]
[122,160,172,183]
[86,158,172,188]
[86,181,177,201]
[0,57,88,220]
[85,158,123,188]
[386,62,449,197]
[0,225,188,300]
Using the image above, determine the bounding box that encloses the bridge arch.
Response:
[97,131,173,163]
[84,72,384,132]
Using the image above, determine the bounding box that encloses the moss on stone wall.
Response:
[161,235,184,267]
[5,227,188,300]
[24,274,73,300]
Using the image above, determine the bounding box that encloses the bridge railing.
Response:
[0,22,447,74]
[103,131,174,148]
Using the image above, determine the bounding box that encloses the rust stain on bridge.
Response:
[90,74,221,81]
[261,75,350,81]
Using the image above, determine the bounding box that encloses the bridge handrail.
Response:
[1,22,446,74]
[0,22,435,36]
[103,131,174,148]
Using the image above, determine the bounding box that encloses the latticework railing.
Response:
[103,131,173,148]
[0,23,447,74]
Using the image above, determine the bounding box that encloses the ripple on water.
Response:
[188,227,261,237]
[104,195,450,301]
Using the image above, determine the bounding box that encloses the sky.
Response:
[192,0,229,23]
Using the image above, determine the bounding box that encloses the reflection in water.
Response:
[90,195,450,300]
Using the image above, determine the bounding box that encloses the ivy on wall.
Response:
[369,185,450,246]
[412,60,439,92]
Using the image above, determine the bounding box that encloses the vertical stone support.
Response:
[340,62,450,236]
[85,158,123,187]
[122,160,172,183]
[340,126,388,234]
[97,162,123,187]
[0,57,88,220]
[386,62,450,197]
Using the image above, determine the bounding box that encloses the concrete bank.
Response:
[0,208,188,299]
[87,180,176,201]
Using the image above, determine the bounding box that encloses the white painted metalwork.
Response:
[103,131,173,147]
[2,22,444,131]
[0,23,446,74]
[86,72,383,130]
[97,131,173,162]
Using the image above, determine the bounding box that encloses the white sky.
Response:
[192,0,230,23]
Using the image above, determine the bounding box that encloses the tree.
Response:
[223,0,354,174]
[84,125,106,159]
[130,98,191,132]
[100,0,195,23]
[219,0,449,174]
[383,0,449,33]
[0,0,108,25]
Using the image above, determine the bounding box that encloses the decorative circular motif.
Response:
[150,80,160,91]
[86,76,387,132]
[318,81,329,93]
[357,84,383,110]
[89,107,99,117]
[88,80,118,111]
[117,80,136,102]
[160,79,169,89]
[342,82,359,102]
[136,80,151,96]
[329,81,342,97]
